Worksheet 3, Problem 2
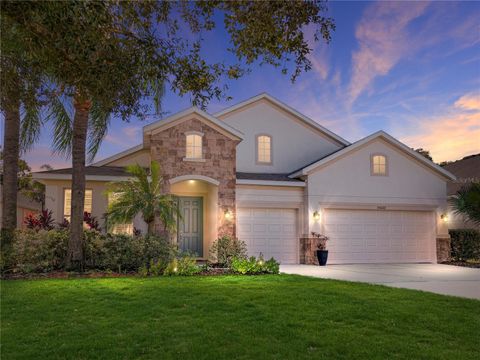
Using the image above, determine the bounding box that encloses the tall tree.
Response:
[4,1,335,270]
[0,7,44,250]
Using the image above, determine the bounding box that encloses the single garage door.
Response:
[324,209,435,264]
[237,208,297,264]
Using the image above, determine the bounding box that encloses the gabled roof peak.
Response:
[214,92,350,146]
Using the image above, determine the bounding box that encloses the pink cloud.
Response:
[454,92,480,111]
[348,1,430,104]
[402,93,480,162]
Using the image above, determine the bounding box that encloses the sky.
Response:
[2,0,480,170]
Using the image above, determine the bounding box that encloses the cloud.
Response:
[454,92,480,111]
[348,1,430,104]
[401,93,480,162]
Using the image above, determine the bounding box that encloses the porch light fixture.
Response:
[313,211,320,221]
[224,209,233,221]
[441,214,448,222]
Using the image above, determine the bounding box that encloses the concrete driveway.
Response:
[280,264,480,300]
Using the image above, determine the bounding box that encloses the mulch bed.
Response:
[441,261,480,268]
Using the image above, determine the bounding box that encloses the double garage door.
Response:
[238,207,436,264]
[324,209,436,264]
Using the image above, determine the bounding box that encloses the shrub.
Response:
[209,236,247,266]
[449,229,480,261]
[84,233,177,272]
[4,229,176,274]
[164,256,200,276]
[231,255,280,275]
[10,229,69,273]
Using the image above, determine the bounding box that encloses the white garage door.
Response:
[237,208,297,264]
[324,209,435,264]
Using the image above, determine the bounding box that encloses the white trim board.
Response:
[33,173,131,182]
[236,179,305,187]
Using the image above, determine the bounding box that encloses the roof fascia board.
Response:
[33,173,131,182]
[236,179,305,187]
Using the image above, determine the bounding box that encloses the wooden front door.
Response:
[178,197,203,256]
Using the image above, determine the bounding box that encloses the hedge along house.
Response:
[34,93,456,264]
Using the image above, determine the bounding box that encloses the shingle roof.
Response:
[236,172,304,182]
[36,166,130,177]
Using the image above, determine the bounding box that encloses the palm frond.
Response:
[449,182,480,225]
[150,79,165,114]
[87,101,111,163]
[49,96,73,158]
[19,101,42,152]
[105,161,177,234]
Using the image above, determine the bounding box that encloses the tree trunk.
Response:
[66,96,91,271]
[147,221,154,235]
[1,95,20,252]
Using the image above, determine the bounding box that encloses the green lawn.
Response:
[1,275,479,360]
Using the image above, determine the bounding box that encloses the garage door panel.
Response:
[325,209,435,264]
[238,208,297,264]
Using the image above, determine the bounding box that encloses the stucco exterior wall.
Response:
[149,115,238,238]
[103,149,151,167]
[306,138,449,236]
[43,180,109,227]
[42,179,146,232]
[219,99,343,173]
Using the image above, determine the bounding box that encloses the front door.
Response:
[178,197,203,256]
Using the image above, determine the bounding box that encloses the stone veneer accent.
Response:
[300,237,327,265]
[436,236,451,263]
[149,117,239,238]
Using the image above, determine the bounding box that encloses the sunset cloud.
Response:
[454,92,480,111]
[348,1,429,104]
[402,94,480,162]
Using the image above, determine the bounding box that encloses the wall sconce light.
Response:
[441,214,448,222]
[313,210,320,221]
[224,209,233,221]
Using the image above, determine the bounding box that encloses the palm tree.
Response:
[450,182,480,226]
[106,161,179,235]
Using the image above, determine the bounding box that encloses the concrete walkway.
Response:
[280,264,480,300]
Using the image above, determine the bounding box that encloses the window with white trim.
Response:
[257,135,272,164]
[371,154,387,176]
[63,189,93,222]
[186,133,202,159]
[107,193,133,235]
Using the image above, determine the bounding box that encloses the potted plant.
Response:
[311,232,329,266]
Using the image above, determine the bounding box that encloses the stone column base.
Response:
[436,236,451,263]
[300,237,326,265]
